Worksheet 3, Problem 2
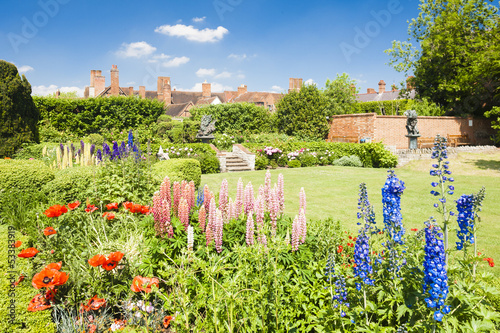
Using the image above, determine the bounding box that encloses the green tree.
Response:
[386,0,500,116]
[0,60,39,157]
[275,84,329,140]
[323,73,359,115]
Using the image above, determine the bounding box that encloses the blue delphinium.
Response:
[422,219,449,322]
[456,194,474,250]
[90,144,96,156]
[128,129,134,148]
[325,253,349,317]
[80,140,85,152]
[112,141,121,160]
[357,183,378,234]
[197,186,205,207]
[119,141,127,158]
[353,232,374,291]
[96,148,102,162]
[103,142,111,158]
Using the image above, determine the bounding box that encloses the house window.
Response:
[268,105,273,111]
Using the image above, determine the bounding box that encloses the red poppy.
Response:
[18,247,39,258]
[88,254,106,267]
[43,204,68,218]
[4,157,11,159]
[130,204,143,214]
[32,267,69,289]
[102,212,115,220]
[45,262,62,270]
[163,315,173,328]
[85,204,98,213]
[43,227,57,236]
[67,201,80,210]
[411,228,418,232]
[131,276,159,293]
[88,324,97,333]
[140,205,150,215]
[123,202,133,210]
[337,245,343,253]
[81,295,107,311]
[44,287,57,301]
[484,258,495,267]
[102,251,124,271]
[14,274,25,286]
[27,294,52,312]
[14,240,22,248]
[106,202,119,210]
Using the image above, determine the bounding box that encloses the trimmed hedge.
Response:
[42,166,94,203]
[152,159,202,188]
[0,159,55,197]
[195,154,220,174]
[0,225,56,332]
[351,99,413,115]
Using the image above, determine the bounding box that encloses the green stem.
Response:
[363,287,368,326]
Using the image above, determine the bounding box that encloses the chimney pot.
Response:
[378,80,386,94]
[202,81,211,98]
[139,86,145,99]
[237,84,247,96]
[110,65,119,96]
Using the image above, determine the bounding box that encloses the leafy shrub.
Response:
[13,142,55,160]
[152,158,201,188]
[156,122,173,137]
[287,159,301,168]
[149,143,217,160]
[213,133,244,151]
[42,166,94,203]
[157,114,172,123]
[38,120,77,143]
[0,225,56,332]
[300,153,318,167]
[269,160,279,169]
[86,133,105,146]
[195,154,220,174]
[333,155,363,167]
[255,155,269,170]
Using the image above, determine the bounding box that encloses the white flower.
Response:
[145,305,155,313]
[126,302,135,310]
[135,311,143,318]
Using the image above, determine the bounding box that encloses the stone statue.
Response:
[157,146,170,160]
[404,110,419,136]
[197,115,217,137]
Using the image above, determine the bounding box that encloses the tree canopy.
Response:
[323,73,359,115]
[386,0,500,116]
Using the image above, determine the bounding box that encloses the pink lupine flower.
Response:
[219,179,229,221]
[199,206,206,233]
[179,198,190,231]
[277,173,285,214]
[292,215,300,252]
[209,197,217,232]
[258,185,265,211]
[299,187,306,214]
[246,210,254,246]
[173,182,181,215]
[152,191,172,238]
[255,195,265,229]
[160,177,171,207]
[235,198,243,219]
[204,185,211,212]
[214,209,224,253]
[206,215,213,246]
[261,233,267,247]
[244,182,254,215]
[187,225,194,252]
[228,198,235,221]
[236,178,244,203]
[188,181,196,212]
[299,208,306,244]
[264,170,271,210]
[269,187,279,237]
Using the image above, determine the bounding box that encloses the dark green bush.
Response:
[333,155,363,167]
[13,142,55,160]
[157,114,172,123]
[157,122,173,136]
[42,166,94,203]
[269,160,279,169]
[300,154,318,167]
[152,159,202,187]
[0,160,55,198]
[255,155,269,170]
[0,225,56,332]
[195,154,220,174]
[287,159,301,168]
[86,133,105,146]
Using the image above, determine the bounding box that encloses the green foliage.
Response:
[148,143,217,160]
[287,159,302,168]
[191,102,274,134]
[333,155,363,167]
[195,154,220,174]
[33,96,165,137]
[0,60,40,157]
[386,0,500,116]
[38,120,78,143]
[323,73,359,115]
[157,114,172,123]
[485,106,500,143]
[156,122,173,137]
[13,142,55,160]
[255,155,269,170]
[151,159,202,188]
[299,153,318,167]
[276,84,330,140]
[0,226,56,332]
[86,133,105,146]
[213,133,245,151]
[353,99,413,115]
[42,166,95,203]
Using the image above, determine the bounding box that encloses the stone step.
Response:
[227,167,252,172]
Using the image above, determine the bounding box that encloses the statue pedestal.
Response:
[196,135,214,144]
[406,134,421,150]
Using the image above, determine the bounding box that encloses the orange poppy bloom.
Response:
[43,204,68,218]
[106,202,119,210]
[32,267,69,289]
[88,254,106,267]
[18,247,39,258]
[45,287,57,301]
[102,251,124,271]
[129,204,143,214]
[45,262,62,270]
[102,212,115,220]
[140,205,150,215]
[43,227,57,236]
[131,276,159,293]
[67,201,80,210]
[27,294,52,312]
[88,324,97,333]
[123,202,133,210]
[4,157,11,159]
[14,240,22,248]
[163,315,173,328]
[14,274,25,286]
[85,204,98,213]
[81,295,106,311]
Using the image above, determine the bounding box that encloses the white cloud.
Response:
[161,56,190,67]
[270,85,284,93]
[236,73,246,79]
[215,71,232,79]
[192,16,206,23]
[185,82,233,92]
[32,85,84,97]
[155,24,228,42]
[228,53,247,60]
[18,65,34,74]
[305,79,316,86]
[196,68,216,77]
[116,41,157,58]
[126,81,136,85]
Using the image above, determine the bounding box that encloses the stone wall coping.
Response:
[233,144,255,155]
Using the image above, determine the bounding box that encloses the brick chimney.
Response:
[378,80,386,94]
[202,81,211,98]
[94,75,105,96]
[55,90,60,99]
[288,78,303,93]
[237,84,247,96]
[139,86,145,99]
[367,88,376,94]
[157,76,168,100]
[406,76,415,90]
[110,65,119,96]
[128,87,134,96]
[89,70,102,97]
[163,80,172,104]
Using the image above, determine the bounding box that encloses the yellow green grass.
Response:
[201,149,500,275]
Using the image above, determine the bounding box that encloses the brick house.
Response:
[356,78,416,103]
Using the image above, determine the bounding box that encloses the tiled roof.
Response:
[356,90,416,102]
[232,92,284,104]
[195,97,218,105]
[165,102,192,117]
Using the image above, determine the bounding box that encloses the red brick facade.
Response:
[328,113,495,148]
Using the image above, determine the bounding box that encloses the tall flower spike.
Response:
[219,179,229,222]
[197,185,205,207]
[203,185,211,213]
[160,177,171,207]
[246,211,255,246]
[187,225,194,252]
[188,181,196,212]
[236,178,244,203]
[244,182,254,215]
[382,170,406,244]
[269,187,279,236]
[214,209,224,253]
[291,215,300,252]
[353,230,374,291]
[357,183,378,234]
[299,208,307,244]
[264,170,272,211]
[209,197,217,234]
[277,173,285,214]
[455,194,474,251]
[255,195,265,229]
[178,198,189,231]
[228,198,235,221]
[199,206,206,233]
[173,182,181,215]
[299,187,306,215]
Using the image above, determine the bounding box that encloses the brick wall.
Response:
[329,113,495,148]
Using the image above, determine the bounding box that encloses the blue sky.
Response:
[0,0,420,96]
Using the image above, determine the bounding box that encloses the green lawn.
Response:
[201,149,500,275]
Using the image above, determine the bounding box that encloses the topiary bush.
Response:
[152,159,202,188]
[157,114,172,123]
[0,225,56,332]
[156,122,173,137]
[300,154,318,167]
[195,154,220,174]
[42,166,95,203]
[333,155,363,167]
[287,159,301,168]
